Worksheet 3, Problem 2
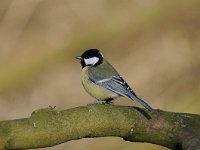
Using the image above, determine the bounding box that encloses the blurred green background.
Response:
[0,0,200,150]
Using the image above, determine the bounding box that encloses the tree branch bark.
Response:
[0,104,199,150]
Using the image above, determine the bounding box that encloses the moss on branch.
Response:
[0,104,199,150]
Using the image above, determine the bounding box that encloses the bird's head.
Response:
[76,49,103,68]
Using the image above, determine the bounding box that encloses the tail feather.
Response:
[128,94,153,112]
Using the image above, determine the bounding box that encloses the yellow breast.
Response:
[81,67,118,101]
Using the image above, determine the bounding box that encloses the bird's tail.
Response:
[128,94,153,112]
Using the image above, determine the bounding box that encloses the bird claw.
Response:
[105,101,113,105]
[87,100,113,106]
[87,100,106,106]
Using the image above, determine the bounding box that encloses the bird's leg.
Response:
[104,98,114,105]
[87,100,106,106]
[105,100,114,105]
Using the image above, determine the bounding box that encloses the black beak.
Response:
[75,56,82,60]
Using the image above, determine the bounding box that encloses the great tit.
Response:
[76,49,153,112]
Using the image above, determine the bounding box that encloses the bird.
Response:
[76,49,153,112]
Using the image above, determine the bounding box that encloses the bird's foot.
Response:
[87,100,106,106]
[87,99,114,106]
[105,100,114,105]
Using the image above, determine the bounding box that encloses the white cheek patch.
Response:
[84,57,99,65]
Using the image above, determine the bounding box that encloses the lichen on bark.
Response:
[0,104,199,150]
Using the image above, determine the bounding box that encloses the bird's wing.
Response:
[90,74,137,98]
[88,59,153,111]
[88,59,136,97]
[90,74,153,112]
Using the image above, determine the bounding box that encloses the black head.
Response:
[76,49,103,68]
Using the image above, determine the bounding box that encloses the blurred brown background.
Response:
[0,0,200,150]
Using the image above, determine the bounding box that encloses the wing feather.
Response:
[91,76,153,111]
[90,75,136,97]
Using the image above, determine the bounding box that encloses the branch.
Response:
[0,105,199,150]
